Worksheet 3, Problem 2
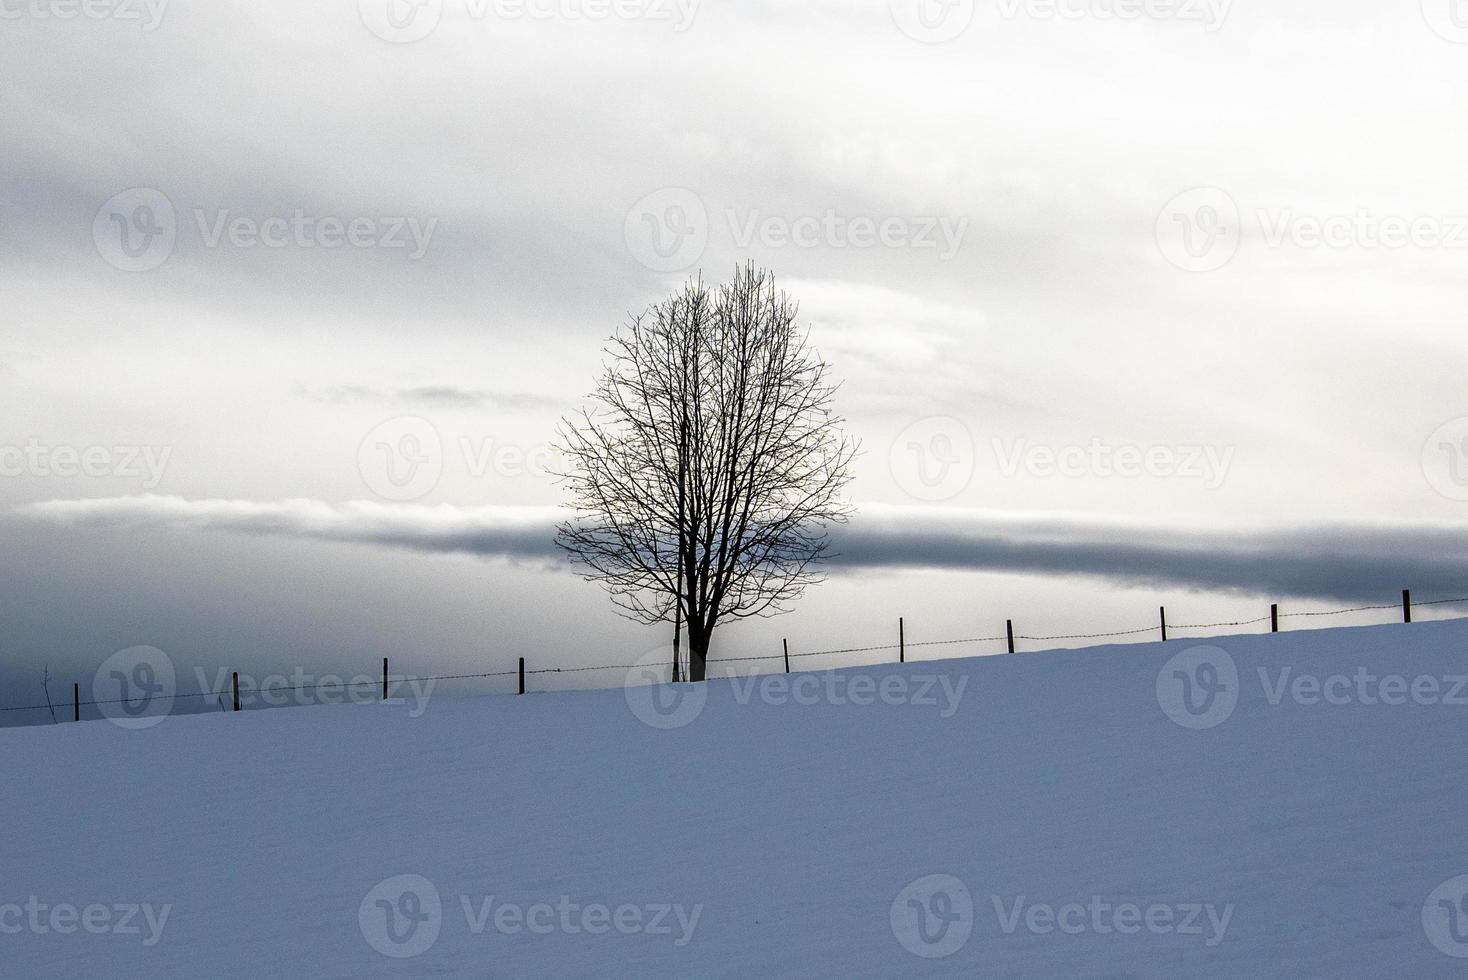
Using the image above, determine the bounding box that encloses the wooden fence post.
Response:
[783,638,790,674]
[232,671,240,712]
[1403,589,1412,624]
[1159,606,1168,642]
[899,617,905,664]
[1271,603,1279,633]
[1006,619,1015,654]
[73,683,79,722]
[518,657,525,695]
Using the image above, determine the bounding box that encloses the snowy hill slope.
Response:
[5,619,1468,977]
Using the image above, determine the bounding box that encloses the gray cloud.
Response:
[292,383,564,412]
[21,495,562,563]
[836,506,1468,604]
[20,496,1468,605]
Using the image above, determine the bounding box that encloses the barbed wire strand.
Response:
[1171,615,1274,630]
[1278,603,1399,618]
[1017,626,1158,641]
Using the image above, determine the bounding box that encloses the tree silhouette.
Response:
[556,265,856,681]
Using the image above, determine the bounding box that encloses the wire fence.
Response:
[6,591,1468,720]
[676,590,1468,681]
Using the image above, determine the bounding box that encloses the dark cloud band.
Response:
[20,496,1468,604]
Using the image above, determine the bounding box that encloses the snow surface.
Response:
[5,619,1468,978]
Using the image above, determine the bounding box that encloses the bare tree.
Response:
[556,265,857,681]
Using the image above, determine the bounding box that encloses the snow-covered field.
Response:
[5,618,1468,977]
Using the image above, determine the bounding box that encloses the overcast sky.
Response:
[3,0,1468,724]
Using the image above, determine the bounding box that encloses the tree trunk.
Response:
[672,594,682,683]
[688,626,710,683]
